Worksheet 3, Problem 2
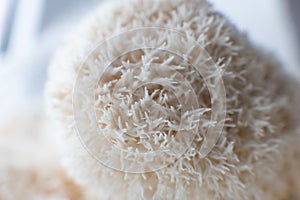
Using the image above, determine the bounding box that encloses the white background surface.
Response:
[210,0,300,75]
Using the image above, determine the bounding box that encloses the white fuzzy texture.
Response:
[45,0,300,199]
[0,108,86,200]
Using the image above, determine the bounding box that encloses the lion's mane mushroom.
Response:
[45,0,300,199]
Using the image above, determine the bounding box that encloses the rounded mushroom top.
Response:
[45,0,300,199]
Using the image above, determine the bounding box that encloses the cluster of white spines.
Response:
[45,0,300,199]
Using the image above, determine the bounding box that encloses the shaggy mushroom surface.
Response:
[45,0,300,199]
